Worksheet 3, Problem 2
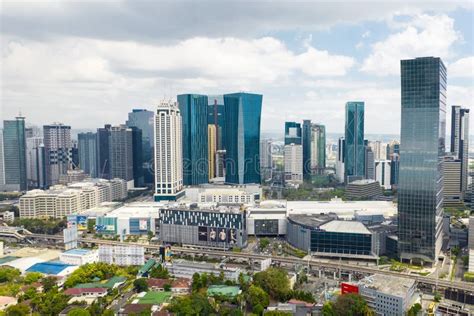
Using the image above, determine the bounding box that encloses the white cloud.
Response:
[448,56,474,78]
[361,14,462,76]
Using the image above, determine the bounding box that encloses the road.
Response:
[27,233,474,292]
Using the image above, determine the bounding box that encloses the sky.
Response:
[1,1,473,136]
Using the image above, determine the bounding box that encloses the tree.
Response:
[149,265,170,279]
[451,246,460,257]
[246,285,269,314]
[253,268,291,301]
[24,272,43,284]
[164,283,172,292]
[434,291,442,302]
[41,276,57,292]
[265,311,292,316]
[323,294,372,316]
[407,303,422,316]
[67,308,92,316]
[192,273,202,292]
[133,278,148,292]
[0,267,21,283]
[167,293,216,315]
[290,290,315,303]
[259,238,270,250]
[5,304,31,316]
[321,302,336,316]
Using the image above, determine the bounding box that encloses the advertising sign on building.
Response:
[139,219,148,230]
[341,282,359,294]
[198,226,208,241]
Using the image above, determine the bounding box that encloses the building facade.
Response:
[450,106,469,197]
[3,116,27,191]
[284,122,302,145]
[157,208,247,249]
[43,123,72,187]
[260,139,273,182]
[109,126,134,186]
[443,156,462,206]
[335,137,345,183]
[344,102,365,183]
[126,109,154,184]
[365,146,375,180]
[96,124,111,179]
[223,92,262,184]
[154,100,184,201]
[375,160,391,190]
[398,57,446,263]
[208,124,217,180]
[178,94,209,185]
[310,123,326,174]
[78,132,98,178]
[284,144,303,184]
[0,130,4,187]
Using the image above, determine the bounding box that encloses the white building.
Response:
[26,136,45,189]
[284,144,303,184]
[43,123,73,187]
[19,178,127,218]
[165,259,241,281]
[358,274,416,316]
[369,141,387,161]
[98,245,145,266]
[60,248,98,265]
[260,139,273,182]
[247,200,287,235]
[154,100,184,202]
[184,184,261,204]
[374,160,392,190]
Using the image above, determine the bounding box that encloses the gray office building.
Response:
[398,57,446,264]
[109,125,134,183]
[2,116,27,191]
[43,123,72,187]
[78,132,98,178]
[450,106,469,197]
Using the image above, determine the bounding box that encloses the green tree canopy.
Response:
[133,278,148,292]
[246,285,270,313]
[67,308,92,316]
[322,294,373,316]
[253,268,291,301]
[5,303,31,316]
[167,293,216,315]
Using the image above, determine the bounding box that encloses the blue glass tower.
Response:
[2,116,27,191]
[398,57,446,264]
[302,120,312,179]
[223,92,262,184]
[178,94,209,185]
[284,122,302,145]
[344,102,365,183]
[78,132,98,178]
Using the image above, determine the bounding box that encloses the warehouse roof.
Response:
[358,274,415,297]
[26,261,74,275]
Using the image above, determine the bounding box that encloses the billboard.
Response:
[198,226,208,241]
[77,216,88,231]
[139,219,148,231]
[209,227,217,242]
[341,282,359,294]
[228,228,237,245]
[218,228,227,242]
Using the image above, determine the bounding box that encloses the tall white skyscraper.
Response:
[335,137,345,183]
[154,100,184,201]
[375,160,391,190]
[369,140,387,161]
[43,123,72,187]
[284,144,303,184]
[260,139,272,182]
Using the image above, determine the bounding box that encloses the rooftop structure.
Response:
[207,285,242,298]
[26,261,77,276]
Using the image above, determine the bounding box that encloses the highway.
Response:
[28,233,474,292]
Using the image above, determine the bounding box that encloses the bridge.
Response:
[26,233,474,293]
[0,226,33,241]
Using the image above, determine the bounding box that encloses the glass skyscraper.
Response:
[302,120,312,179]
[284,122,302,145]
[208,95,225,150]
[398,57,446,264]
[2,116,27,191]
[344,102,365,183]
[178,94,209,185]
[450,106,469,196]
[126,109,154,184]
[223,92,262,184]
[78,132,98,178]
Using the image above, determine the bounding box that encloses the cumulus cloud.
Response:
[448,56,474,78]
[361,14,462,76]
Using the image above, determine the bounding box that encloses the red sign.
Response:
[341,282,359,294]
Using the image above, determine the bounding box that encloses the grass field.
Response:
[138,291,172,304]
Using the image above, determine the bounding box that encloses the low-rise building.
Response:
[345,179,383,200]
[0,296,17,311]
[146,278,191,294]
[64,287,108,299]
[59,248,98,266]
[184,184,261,204]
[98,245,145,266]
[358,274,416,316]
[247,201,287,236]
[165,259,242,281]
[19,178,127,218]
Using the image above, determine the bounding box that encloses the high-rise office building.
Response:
[443,156,462,206]
[208,95,225,150]
[365,146,375,180]
[43,123,72,187]
[126,109,154,184]
[130,127,144,187]
[335,137,345,183]
[78,132,98,178]
[97,124,111,179]
[109,125,134,186]
[344,102,365,183]
[386,140,400,160]
[154,100,184,201]
[284,144,303,184]
[260,139,273,182]
[3,116,27,191]
[26,137,46,189]
[0,129,4,187]
[369,141,387,161]
[450,106,469,197]
[302,120,312,179]
[284,122,302,145]
[398,57,446,263]
[310,123,326,174]
[178,94,209,185]
[208,125,217,180]
[223,92,262,185]
[71,140,79,169]
[375,160,391,190]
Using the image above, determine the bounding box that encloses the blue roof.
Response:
[63,248,92,255]
[26,261,74,275]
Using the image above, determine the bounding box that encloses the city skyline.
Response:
[1,1,473,135]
